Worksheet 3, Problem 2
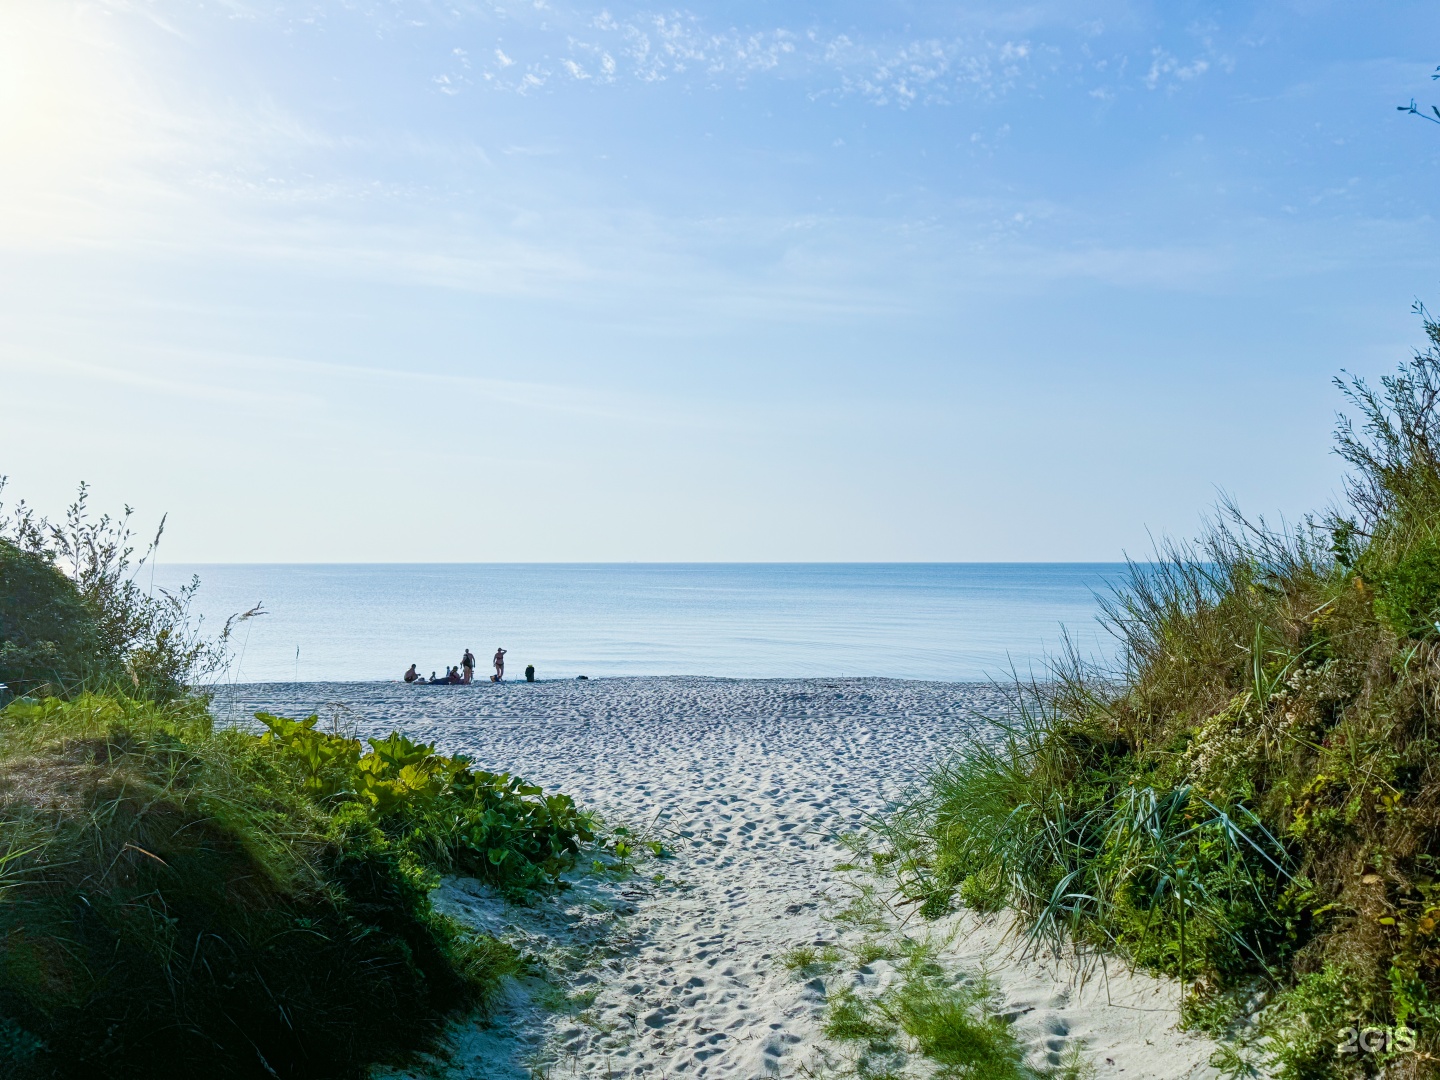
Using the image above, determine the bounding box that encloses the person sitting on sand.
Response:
[404,663,421,684]
[462,649,476,683]
[492,647,506,682]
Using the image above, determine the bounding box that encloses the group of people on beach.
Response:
[404,646,506,685]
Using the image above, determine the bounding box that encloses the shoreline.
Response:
[218,673,1011,686]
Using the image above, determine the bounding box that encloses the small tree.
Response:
[0,478,259,699]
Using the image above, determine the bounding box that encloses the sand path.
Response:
[229,678,1222,1079]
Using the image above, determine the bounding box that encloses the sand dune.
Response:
[228,677,1222,1079]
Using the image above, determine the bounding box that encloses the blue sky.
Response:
[2,0,1438,561]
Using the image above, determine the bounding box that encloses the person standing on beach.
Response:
[492,647,506,682]
[461,648,476,684]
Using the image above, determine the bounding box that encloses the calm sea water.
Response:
[150,564,1129,684]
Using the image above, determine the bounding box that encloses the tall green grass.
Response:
[882,309,1440,1080]
[819,941,1038,1080]
[0,694,588,1079]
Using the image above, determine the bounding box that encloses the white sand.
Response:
[228,677,1225,1079]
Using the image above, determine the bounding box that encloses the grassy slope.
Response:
[881,319,1440,1080]
[0,693,585,1080]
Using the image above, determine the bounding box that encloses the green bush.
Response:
[1372,535,1440,638]
[0,539,110,693]
[0,486,591,1077]
[1259,961,1387,1080]
[0,480,246,701]
[0,694,574,1080]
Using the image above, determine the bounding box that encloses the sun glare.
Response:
[0,3,154,244]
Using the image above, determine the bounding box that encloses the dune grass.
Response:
[0,693,592,1079]
[813,935,1062,1080]
[878,309,1440,1079]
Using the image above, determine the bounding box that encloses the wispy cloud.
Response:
[0,0,1380,320]
[0,342,722,431]
[453,7,1041,106]
[1141,19,1232,93]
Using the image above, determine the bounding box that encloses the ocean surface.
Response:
[150,563,1129,684]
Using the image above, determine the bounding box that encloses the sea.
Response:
[149,563,1130,685]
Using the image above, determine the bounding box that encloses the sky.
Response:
[1,0,1438,562]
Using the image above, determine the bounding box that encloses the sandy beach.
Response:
[224,677,1224,1079]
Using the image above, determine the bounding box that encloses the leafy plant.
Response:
[0,539,108,691]
[1371,535,1440,638]
[256,712,594,891]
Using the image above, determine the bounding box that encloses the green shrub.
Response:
[958,860,1007,914]
[1372,535,1440,638]
[823,949,1032,1080]
[1258,960,1384,1080]
[0,483,587,1078]
[824,987,898,1048]
[893,976,1026,1080]
[0,539,109,693]
[0,479,248,701]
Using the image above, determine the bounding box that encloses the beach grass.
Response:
[0,692,594,1079]
[0,692,581,1078]
[876,308,1440,1079]
[817,936,1044,1080]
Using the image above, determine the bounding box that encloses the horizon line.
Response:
[151,559,1142,567]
